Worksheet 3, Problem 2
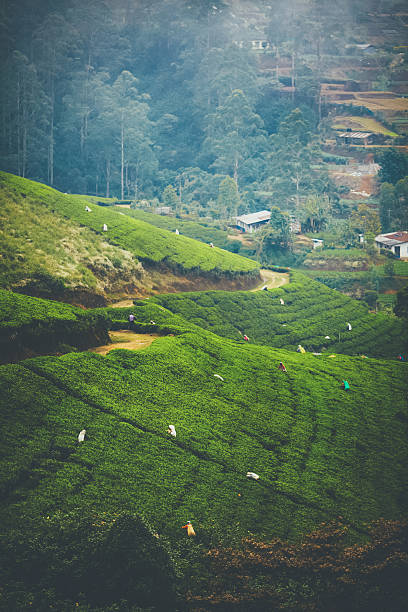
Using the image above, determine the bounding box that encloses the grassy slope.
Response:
[0,172,259,280]
[0,289,109,361]
[0,301,407,548]
[0,174,143,293]
[120,208,245,251]
[151,272,408,358]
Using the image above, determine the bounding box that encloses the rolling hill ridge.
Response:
[0,172,260,305]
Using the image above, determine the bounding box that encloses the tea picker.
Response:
[278,362,287,372]
[342,380,350,391]
[103,223,108,231]
[167,425,176,437]
[280,298,285,305]
[85,205,92,212]
[78,429,86,443]
[346,322,352,331]
[246,472,259,480]
[243,335,249,342]
[182,521,196,536]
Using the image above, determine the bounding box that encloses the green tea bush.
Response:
[0,289,109,362]
[0,510,179,610]
[0,322,406,607]
[0,172,260,279]
[152,272,408,358]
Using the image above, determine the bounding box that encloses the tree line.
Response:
[1,0,377,209]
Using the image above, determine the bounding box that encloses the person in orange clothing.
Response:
[182,521,196,536]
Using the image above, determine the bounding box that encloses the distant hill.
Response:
[0,172,260,305]
[152,271,408,359]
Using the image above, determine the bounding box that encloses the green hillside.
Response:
[0,289,109,363]
[121,207,250,254]
[0,309,407,606]
[152,272,408,359]
[0,173,260,292]
[0,174,146,300]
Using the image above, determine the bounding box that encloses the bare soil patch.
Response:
[89,330,160,355]
[250,269,289,291]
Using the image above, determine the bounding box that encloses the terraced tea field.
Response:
[0,274,407,610]
[1,324,407,545]
[152,272,408,358]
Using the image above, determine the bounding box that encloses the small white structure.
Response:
[85,205,92,212]
[78,429,86,443]
[213,374,224,381]
[103,224,108,231]
[236,210,271,233]
[156,206,171,215]
[246,471,259,480]
[375,231,408,259]
[311,238,324,249]
[167,425,176,437]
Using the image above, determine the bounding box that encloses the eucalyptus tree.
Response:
[32,13,80,186]
[217,176,240,220]
[264,107,315,208]
[0,51,48,179]
[203,89,267,186]
[89,70,157,199]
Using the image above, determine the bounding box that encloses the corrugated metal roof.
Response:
[338,132,372,138]
[236,210,271,225]
[375,232,408,245]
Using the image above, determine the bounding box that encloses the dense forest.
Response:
[1,0,406,214]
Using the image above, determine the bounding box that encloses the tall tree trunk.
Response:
[106,159,110,197]
[121,112,124,200]
[233,155,238,184]
[17,73,21,176]
[22,126,27,178]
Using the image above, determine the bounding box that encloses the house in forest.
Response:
[236,210,271,233]
[337,131,374,146]
[375,231,408,258]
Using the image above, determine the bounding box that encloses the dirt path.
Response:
[89,330,160,355]
[250,269,289,291]
[110,299,135,309]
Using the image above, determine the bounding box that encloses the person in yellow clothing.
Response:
[182,521,196,536]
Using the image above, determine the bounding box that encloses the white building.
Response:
[236,210,271,233]
[311,238,324,249]
[375,231,408,258]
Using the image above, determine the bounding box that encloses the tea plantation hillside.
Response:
[0,174,147,300]
[0,289,109,363]
[152,272,408,359]
[1,319,407,539]
[0,300,407,608]
[121,207,248,254]
[0,172,260,290]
